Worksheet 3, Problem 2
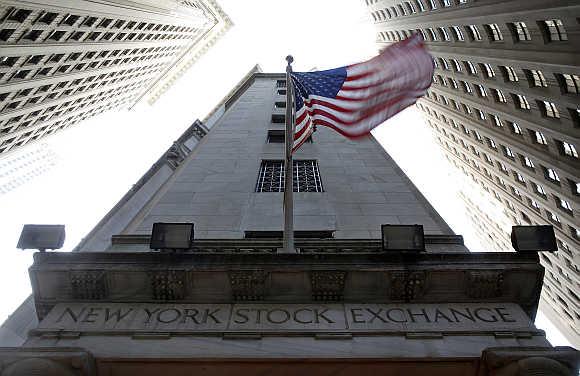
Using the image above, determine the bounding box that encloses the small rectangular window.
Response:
[271,114,285,123]
[542,19,567,41]
[276,80,286,88]
[255,160,323,192]
[512,22,531,41]
[485,23,503,41]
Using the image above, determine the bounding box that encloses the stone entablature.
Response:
[29,249,543,322]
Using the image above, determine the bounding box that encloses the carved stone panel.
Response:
[390,271,426,301]
[310,271,346,301]
[229,270,267,301]
[466,271,503,299]
[69,271,107,300]
[150,270,186,300]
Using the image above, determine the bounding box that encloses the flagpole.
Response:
[283,55,295,253]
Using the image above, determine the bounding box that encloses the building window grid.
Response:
[256,160,323,193]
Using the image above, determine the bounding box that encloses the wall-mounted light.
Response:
[150,222,194,251]
[17,224,65,252]
[381,224,425,252]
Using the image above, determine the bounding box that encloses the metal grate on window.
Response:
[255,160,323,192]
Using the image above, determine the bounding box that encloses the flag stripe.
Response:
[290,33,433,152]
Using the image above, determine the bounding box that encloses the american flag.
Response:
[290,33,434,152]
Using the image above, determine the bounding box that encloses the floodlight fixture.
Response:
[17,224,65,251]
[511,225,557,252]
[381,224,425,252]
[150,222,194,251]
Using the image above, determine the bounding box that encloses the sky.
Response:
[0,0,571,347]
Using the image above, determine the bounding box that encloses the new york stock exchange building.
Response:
[1,69,577,375]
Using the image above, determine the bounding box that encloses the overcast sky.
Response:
[0,0,570,346]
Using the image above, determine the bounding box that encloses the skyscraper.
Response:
[0,142,57,194]
[0,69,577,374]
[0,0,231,157]
[364,0,579,346]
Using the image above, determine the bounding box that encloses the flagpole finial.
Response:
[286,55,293,65]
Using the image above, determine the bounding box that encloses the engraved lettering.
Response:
[234,308,249,324]
[407,308,431,323]
[180,308,200,324]
[314,308,334,324]
[267,309,290,324]
[294,308,313,324]
[157,308,181,324]
[255,309,268,324]
[386,308,407,323]
[203,308,221,324]
[56,307,86,323]
[474,308,498,322]
[366,308,387,323]
[495,307,516,323]
[449,308,475,322]
[82,307,102,323]
[350,308,365,324]
[433,308,453,323]
[144,308,160,324]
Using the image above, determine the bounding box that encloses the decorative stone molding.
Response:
[150,270,186,300]
[69,271,107,300]
[466,270,504,299]
[0,348,94,376]
[390,271,427,301]
[478,346,579,376]
[229,270,268,301]
[310,271,347,301]
[165,141,191,170]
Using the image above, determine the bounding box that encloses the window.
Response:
[0,29,16,42]
[521,155,535,169]
[81,17,98,27]
[451,59,462,72]
[277,89,286,95]
[556,197,573,213]
[532,182,547,197]
[465,61,477,75]
[267,130,285,143]
[493,88,507,103]
[476,84,487,97]
[482,63,495,78]
[255,160,323,192]
[36,11,58,24]
[61,14,80,26]
[557,140,578,158]
[492,115,502,127]
[22,29,43,41]
[462,81,472,93]
[451,26,464,41]
[503,145,515,159]
[498,161,509,174]
[473,130,482,142]
[486,137,497,150]
[530,129,548,145]
[11,70,30,80]
[440,58,449,70]
[542,19,567,41]
[512,22,531,41]
[467,25,482,41]
[0,56,18,67]
[276,80,286,88]
[500,66,518,82]
[7,8,32,23]
[547,211,561,226]
[515,94,530,110]
[514,171,525,184]
[47,30,66,41]
[477,109,486,120]
[528,198,541,212]
[528,69,547,87]
[271,114,285,123]
[274,101,286,109]
[541,101,559,118]
[486,23,503,41]
[558,74,579,94]
[543,167,560,183]
[507,121,522,135]
[439,27,450,41]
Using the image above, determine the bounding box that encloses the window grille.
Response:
[255,160,323,192]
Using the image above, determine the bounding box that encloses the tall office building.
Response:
[0,142,57,194]
[0,0,231,157]
[365,0,579,346]
[0,69,577,375]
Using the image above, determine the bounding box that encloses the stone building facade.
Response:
[364,0,579,347]
[0,0,231,157]
[0,70,577,375]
